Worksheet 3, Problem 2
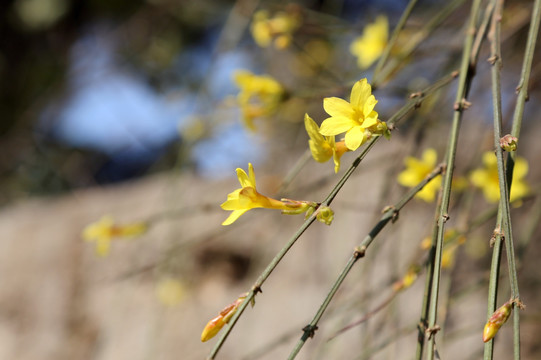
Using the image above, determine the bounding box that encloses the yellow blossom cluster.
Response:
[251,9,301,49]
[233,70,284,131]
[350,16,388,69]
[319,78,390,151]
[304,78,389,171]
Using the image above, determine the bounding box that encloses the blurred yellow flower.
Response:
[250,9,301,49]
[470,151,530,203]
[221,163,313,225]
[201,293,248,342]
[156,278,185,307]
[350,15,388,69]
[233,70,284,131]
[319,78,389,151]
[82,216,147,257]
[393,265,420,292]
[397,148,441,202]
[304,113,349,173]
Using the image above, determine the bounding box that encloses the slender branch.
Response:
[501,0,541,358]
[375,0,467,87]
[484,2,509,358]
[287,163,446,359]
[372,0,419,87]
[278,149,313,194]
[205,72,457,360]
[424,1,481,359]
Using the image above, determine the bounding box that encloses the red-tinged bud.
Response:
[500,134,518,152]
[483,300,512,342]
[201,294,247,342]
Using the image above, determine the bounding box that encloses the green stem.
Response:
[503,0,541,358]
[278,149,313,194]
[425,1,481,359]
[372,0,419,87]
[287,163,445,359]
[484,1,510,359]
[206,73,457,360]
[375,0,467,86]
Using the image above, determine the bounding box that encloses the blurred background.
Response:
[1,0,540,359]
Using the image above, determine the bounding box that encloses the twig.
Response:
[502,0,541,358]
[424,1,482,359]
[375,0,467,87]
[372,0,419,87]
[205,72,457,360]
[277,149,313,194]
[287,163,445,359]
[484,1,510,359]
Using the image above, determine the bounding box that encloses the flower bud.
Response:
[201,294,247,342]
[316,206,334,225]
[483,300,512,342]
[499,134,518,152]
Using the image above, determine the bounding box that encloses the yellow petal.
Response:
[96,237,111,257]
[304,114,326,146]
[513,157,528,179]
[344,126,365,151]
[319,117,356,136]
[482,151,497,167]
[222,209,250,226]
[350,79,371,109]
[323,97,355,118]
[247,163,257,188]
[362,115,378,129]
[362,95,378,116]
[332,146,345,173]
[422,148,438,167]
[235,163,256,188]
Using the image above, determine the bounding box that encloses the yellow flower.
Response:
[82,216,147,257]
[350,15,388,69]
[233,70,284,131]
[304,113,349,173]
[201,293,248,342]
[221,163,314,225]
[397,148,441,202]
[156,278,185,307]
[250,9,301,49]
[319,78,389,151]
[470,151,530,203]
